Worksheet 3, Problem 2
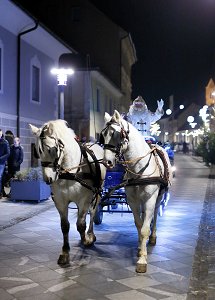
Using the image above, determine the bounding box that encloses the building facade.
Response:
[0,0,73,168]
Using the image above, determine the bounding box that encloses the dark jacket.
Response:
[0,138,10,165]
[8,145,24,172]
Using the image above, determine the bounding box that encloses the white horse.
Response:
[30,120,106,266]
[100,110,172,273]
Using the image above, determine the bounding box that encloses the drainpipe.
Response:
[17,21,39,137]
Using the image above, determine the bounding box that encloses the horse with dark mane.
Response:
[30,119,106,266]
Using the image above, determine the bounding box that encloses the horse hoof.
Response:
[136,263,147,273]
[149,236,156,246]
[57,254,70,266]
[83,234,96,246]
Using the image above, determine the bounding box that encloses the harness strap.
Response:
[59,142,103,207]
[102,176,168,200]
[79,143,102,190]
[59,172,102,195]
[151,146,170,183]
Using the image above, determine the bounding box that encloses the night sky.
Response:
[14,0,215,111]
[91,0,215,110]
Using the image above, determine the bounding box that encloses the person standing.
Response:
[7,137,24,179]
[0,129,10,198]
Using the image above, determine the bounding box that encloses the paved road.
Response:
[0,154,213,300]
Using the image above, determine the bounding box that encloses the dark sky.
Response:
[91,0,215,110]
[14,0,215,111]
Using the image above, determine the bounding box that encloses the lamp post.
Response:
[51,68,74,119]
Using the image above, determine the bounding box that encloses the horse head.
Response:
[29,120,66,184]
[100,110,129,168]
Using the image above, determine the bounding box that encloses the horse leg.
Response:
[127,201,143,258]
[56,206,70,266]
[76,202,96,246]
[86,199,99,243]
[149,206,158,246]
[149,191,164,245]
[136,196,157,273]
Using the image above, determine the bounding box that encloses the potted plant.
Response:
[10,167,51,203]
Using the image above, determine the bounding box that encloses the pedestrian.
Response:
[2,130,15,195]
[0,129,10,198]
[7,137,24,179]
[5,130,14,146]
[183,141,188,154]
[126,95,164,136]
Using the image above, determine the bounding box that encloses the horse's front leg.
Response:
[55,205,70,266]
[149,189,165,245]
[127,200,143,259]
[136,194,158,273]
[149,204,159,246]
[76,201,96,246]
[86,198,100,243]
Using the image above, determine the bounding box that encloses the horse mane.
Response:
[44,119,76,141]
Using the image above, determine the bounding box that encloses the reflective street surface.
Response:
[0,154,214,300]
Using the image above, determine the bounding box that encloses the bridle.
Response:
[100,119,130,158]
[37,125,65,175]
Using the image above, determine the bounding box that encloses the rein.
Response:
[117,146,157,165]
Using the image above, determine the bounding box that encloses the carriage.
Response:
[94,163,170,225]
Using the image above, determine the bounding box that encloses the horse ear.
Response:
[104,112,111,123]
[47,123,54,135]
[29,124,39,136]
[113,110,121,122]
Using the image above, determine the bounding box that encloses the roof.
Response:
[1,0,75,60]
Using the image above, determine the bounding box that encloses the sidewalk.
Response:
[187,163,215,299]
[0,196,54,231]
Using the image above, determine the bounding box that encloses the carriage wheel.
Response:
[94,204,103,225]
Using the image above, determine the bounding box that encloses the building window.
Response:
[30,56,41,103]
[0,40,3,93]
[32,66,40,102]
[96,88,100,112]
[71,6,81,21]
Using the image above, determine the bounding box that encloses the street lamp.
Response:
[51,68,74,119]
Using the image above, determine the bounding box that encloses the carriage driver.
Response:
[126,95,164,136]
